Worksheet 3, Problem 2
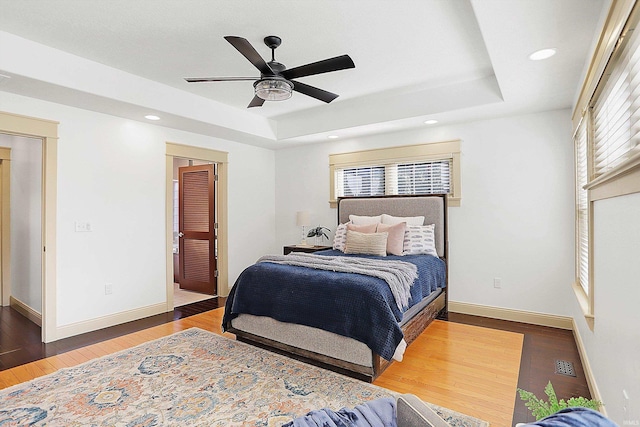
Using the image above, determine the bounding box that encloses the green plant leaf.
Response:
[519,382,603,420]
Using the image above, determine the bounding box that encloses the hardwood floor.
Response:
[448,313,592,425]
[0,298,222,371]
[375,320,523,427]
[0,304,591,427]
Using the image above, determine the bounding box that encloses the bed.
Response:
[223,195,448,382]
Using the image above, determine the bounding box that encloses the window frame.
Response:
[573,114,595,325]
[328,140,461,208]
[571,0,640,328]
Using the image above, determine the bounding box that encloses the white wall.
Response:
[275,109,576,316]
[0,92,276,328]
[572,192,640,425]
[0,134,42,312]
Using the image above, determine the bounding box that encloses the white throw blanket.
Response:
[257,253,418,311]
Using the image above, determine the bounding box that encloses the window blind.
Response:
[340,166,385,197]
[396,160,451,195]
[592,23,640,177]
[575,118,589,295]
[336,160,451,198]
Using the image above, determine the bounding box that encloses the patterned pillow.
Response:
[344,230,388,256]
[403,224,438,256]
[332,222,350,252]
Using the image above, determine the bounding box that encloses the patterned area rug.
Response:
[0,328,488,426]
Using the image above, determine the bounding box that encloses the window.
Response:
[591,21,640,178]
[329,140,461,207]
[574,117,589,296]
[571,0,640,325]
[397,161,451,195]
[340,166,385,197]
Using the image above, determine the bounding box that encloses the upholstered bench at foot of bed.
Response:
[283,394,451,427]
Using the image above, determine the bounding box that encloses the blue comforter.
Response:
[222,250,446,360]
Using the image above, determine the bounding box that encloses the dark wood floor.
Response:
[1,304,590,425]
[0,298,223,372]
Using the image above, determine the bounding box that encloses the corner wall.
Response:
[0,91,276,332]
[572,192,640,425]
[275,109,576,317]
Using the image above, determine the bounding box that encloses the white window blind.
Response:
[575,118,589,295]
[592,23,640,177]
[336,160,452,198]
[340,166,385,197]
[396,160,451,195]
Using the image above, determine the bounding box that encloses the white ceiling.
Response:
[0,0,606,149]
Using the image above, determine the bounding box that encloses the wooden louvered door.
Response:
[178,164,217,295]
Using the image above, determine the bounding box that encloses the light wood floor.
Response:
[0,308,522,427]
[375,320,523,427]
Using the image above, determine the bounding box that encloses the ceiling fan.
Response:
[184,35,355,108]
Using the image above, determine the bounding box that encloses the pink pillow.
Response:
[376,222,407,256]
[347,223,377,233]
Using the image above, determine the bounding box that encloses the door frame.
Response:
[0,111,58,343]
[165,142,228,310]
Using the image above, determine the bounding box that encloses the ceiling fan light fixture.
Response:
[254,78,293,101]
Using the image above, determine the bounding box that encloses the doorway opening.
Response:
[0,134,43,325]
[0,111,58,343]
[165,142,228,313]
[172,158,216,308]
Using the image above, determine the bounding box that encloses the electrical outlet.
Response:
[494,277,502,289]
[105,283,113,295]
[75,221,92,232]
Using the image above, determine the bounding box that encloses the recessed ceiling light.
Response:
[424,119,438,125]
[529,48,557,61]
[328,135,339,139]
[145,115,161,121]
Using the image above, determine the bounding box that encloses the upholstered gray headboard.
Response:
[337,195,447,258]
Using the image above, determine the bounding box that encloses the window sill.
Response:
[586,151,640,201]
[572,281,595,331]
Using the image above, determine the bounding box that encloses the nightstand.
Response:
[283,245,332,255]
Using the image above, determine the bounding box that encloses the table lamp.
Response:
[296,211,311,246]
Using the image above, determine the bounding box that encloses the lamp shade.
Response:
[296,211,311,226]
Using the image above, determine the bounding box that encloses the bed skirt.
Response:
[229,290,446,381]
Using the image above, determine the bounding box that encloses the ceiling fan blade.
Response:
[282,55,355,80]
[185,77,257,83]
[224,36,274,76]
[248,95,265,108]
[291,81,339,103]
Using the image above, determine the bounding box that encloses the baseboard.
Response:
[449,301,574,330]
[571,318,606,416]
[55,303,167,341]
[10,296,42,327]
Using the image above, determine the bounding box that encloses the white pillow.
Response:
[332,222,349,252]
[344,230,388,256]
[403,224,438,256]
[382,214,425,226]
[349,214,382,225]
